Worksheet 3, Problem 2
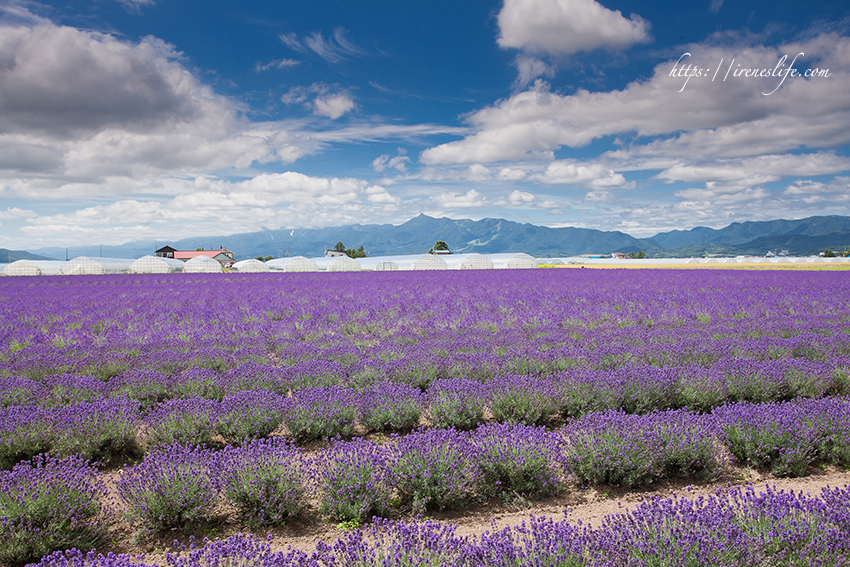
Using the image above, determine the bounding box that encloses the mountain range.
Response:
[20,214,850,261]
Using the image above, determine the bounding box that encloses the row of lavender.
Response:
[2,271,850,389]
[4,397,849,564]
[37,481,850,567]
[5,356,850,470]
[4,355,850,411]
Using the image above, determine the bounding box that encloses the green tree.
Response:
[256,256,274,262]
[434,240,449,251]
[635,250,646,259]
[332,242,367,258]
[824,249,836,257]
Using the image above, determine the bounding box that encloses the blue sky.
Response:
[1,0,849,249]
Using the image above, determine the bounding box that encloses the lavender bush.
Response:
[281,386,357,442]
[561,409,720,487]
[313,437,393,523]
[358,381,423,432]
[0,454,106,566]
[214,389,286,444]
[51,397,141,464]
[0,405,52,470]
[473,423,562,500]
[426,379,486,431]
[217,438,305,526]
[486,375,559,425]
[142,397,219,449]
[117,444,219,532]
[389,428,478,513]
[713,401,819,477]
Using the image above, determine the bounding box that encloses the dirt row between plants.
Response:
[101,463,850,562]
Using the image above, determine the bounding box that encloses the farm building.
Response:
[443,253,495,270]
[311,256,361,272]
[266,256,320,272]
[489,253,538,269]
[156,246,235,267]
[183,255,222,273]
[3,260,66,276]
[232,259,270,273]
[129,256,185,274]
[61,257,133,275]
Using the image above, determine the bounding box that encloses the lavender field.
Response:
[2,269,850,566]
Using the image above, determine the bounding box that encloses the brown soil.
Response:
[97,461,850,563]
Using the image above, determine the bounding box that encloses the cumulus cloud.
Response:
[433,189,487,209]
[0,19,308,194]
[497,167,527,181]
[497,0,650,56]
[314,93,356,119]
[421,34,850,166]
[508,189,536,204]
[0,207,35,219]
[534,161,628,187]
[656,153,850,183]
[372,150,410,173]
[281,83,356,119]
[18,172,399,245]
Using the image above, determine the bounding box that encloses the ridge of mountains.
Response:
[22,214,850,261]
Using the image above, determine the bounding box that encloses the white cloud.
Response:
[421,34,850,166]
[534,161,628,187]
[508,189,536,204]
[585,190,614,202]
[0,20,298,193]
[314,93,356,119]
[513,55,556,88]
[497,0,650,56]
[498,167,527,181]
[0,207,35,219]
[365,185,401,204]
[433,189,487,209]
[279,28,365,64]
[281,84,356,119]
[254,58,300,72]
[372,152,410,173]
[657,153,850,183]
[17,172,401,245]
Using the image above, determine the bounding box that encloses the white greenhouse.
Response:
[62,257,133,275]
[489,253,538,269]
[232,259,270,273]
[443,253,495,270]
[3,260,66,276]
[265,256,320,272]
[311,256,361,272]
[357,256,400,271]
[183,255,222,273]
[410,255,448,270]
[128,256,185,274]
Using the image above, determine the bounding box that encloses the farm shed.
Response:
[266,256,320,272]
[443,253,495,270]
[3,260,66,276]
[183,255,222,273]
[232,259,270,273]
[62,257,133,275]
[311,256,361,272]
[129,256,185,274]
[489,252,538,269]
